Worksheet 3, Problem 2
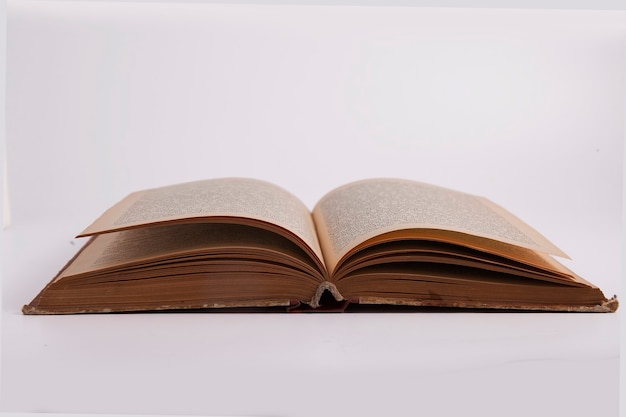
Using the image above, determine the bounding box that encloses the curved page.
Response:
[313,178,567,274]
[79,178,324,268]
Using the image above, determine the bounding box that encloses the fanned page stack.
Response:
[23,178,618,314]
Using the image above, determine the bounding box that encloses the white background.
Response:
[1,2,624,416]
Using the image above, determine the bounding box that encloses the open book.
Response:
[23,178,618,314]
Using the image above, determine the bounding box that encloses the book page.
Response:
[57,223,321,281]
[79,178,324,265]
[313,178,567,273]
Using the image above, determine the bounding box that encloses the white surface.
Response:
[2,2,624,416]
